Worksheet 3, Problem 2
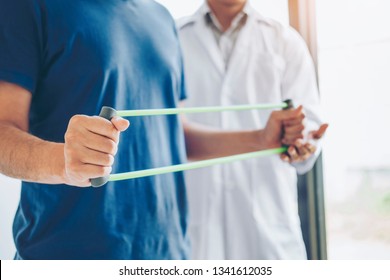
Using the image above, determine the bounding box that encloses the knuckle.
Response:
[102,154,114,166]
[112,130,120,142]
[96,166,106,176]
[92,115,109,125]
[65,131,80,145]
[97,166,112,176]
[69,115,85,126]
[91,115,101,121]
[104,166,113,176]
[107,140,117,155]
[295,126,303,132]
[108,154,115,166]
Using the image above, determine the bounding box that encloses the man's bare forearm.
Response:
[0,121,66,184]
[0,77,128,187]
[183,120,268,161]
[182,106,306,161]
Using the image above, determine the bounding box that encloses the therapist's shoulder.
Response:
[252,12,290,38]
[250,10,280,30]
[176,15,196,32]
[177,4,209,33]
[252,12,307,50]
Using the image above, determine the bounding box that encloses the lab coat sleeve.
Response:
[280,27,324,175]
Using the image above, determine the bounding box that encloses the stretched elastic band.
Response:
[91,101,291,187]
[108,147,287,182]
[115,102,288,117]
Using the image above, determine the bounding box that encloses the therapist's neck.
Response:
[207,0,247,32]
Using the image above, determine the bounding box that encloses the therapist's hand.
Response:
[63,115,129,187]
[261,106,305,148]
[281,123,328,163]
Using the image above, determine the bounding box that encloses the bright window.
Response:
[317,0,390,259]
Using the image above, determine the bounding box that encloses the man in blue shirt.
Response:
[0,0,306,259]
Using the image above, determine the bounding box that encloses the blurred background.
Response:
[1,0,389,259]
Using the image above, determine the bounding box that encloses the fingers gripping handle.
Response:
[98,106,118,120]
[282,99,294,149]
[90,106,117,188]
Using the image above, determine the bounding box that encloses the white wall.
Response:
[156,0,204,18]
[0,175,20,259]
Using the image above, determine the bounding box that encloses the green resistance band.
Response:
[91,100,292,187]
[109,147,287,182]
[115,102,288,117]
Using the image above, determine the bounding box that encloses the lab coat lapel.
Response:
[193,15,225,76]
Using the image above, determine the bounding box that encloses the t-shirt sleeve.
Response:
[0,0,43,93]
[171,20,187,102]
[179,59,187,101]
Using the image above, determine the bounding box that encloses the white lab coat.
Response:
[177,4,323,260]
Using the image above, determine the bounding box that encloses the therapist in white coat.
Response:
[178,0,327,259]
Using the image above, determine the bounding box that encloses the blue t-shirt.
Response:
[0,0,189,259]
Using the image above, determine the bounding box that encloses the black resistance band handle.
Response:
[90,106,117,188]
[283,99,294,110]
